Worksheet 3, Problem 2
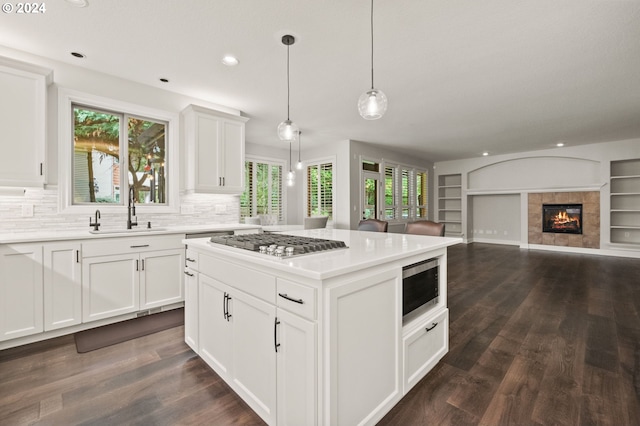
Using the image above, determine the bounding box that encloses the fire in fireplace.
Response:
[542,204,582,234]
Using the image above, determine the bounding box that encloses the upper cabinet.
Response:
[182,105,249,194]
[0,57,51,187]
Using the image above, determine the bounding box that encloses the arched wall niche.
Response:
[467,156,601,191]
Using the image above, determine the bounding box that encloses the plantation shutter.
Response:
[307,162,333,220]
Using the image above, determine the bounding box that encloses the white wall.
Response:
[468,194,521,245]
[0,46,243,233]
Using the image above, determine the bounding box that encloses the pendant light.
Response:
[358,0,387,120]
[296,131,303,170]
[286,141,295,186]
[277,35,299,141]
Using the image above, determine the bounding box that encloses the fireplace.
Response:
[542,204,582,234]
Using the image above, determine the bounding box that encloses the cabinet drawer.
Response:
[403,308,448,394]
[185,248,199,271]
[200,254,275,304]
[83,235,184,258]
[276,278,316,320]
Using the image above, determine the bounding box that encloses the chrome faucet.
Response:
[127,187,138,229]
[89,209,101,231]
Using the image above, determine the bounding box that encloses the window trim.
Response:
[58,88,179,214]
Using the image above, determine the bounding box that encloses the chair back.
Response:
[405,220,445,236]
[357,218,388,232]
[304,216,329,229]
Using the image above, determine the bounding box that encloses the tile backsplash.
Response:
[0,188,239,233]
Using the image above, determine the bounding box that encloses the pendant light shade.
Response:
[358,0,387,120]
[286,141,295,186]
[296,130,303,170]
[278,35,298,141]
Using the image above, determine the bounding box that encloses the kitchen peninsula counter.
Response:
[184,229,461,426]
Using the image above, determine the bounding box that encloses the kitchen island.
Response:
[184,229,461,426]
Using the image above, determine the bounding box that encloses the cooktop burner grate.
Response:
[209,233,348,257]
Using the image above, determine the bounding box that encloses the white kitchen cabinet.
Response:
[182,104,249,194]
[0,58,51,187]
[184,249,199,352]
[82,235,184,322]
[198,272,277,424]
[276,308,317,426]
[43,242,82,331]
[0,244,43,341]
[82,253,139,322]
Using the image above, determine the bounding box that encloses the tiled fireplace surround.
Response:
[528,191,600,249]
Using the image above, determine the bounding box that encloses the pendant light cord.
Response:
[370,0,375,90]
[287,43,291,120]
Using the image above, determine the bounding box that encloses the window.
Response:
[73,105,167,205]
[306,160,334,220]
[380,161,428,221]
[241,157,284,221]
[59,88,178,213]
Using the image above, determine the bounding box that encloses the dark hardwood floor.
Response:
[1,243,639,425]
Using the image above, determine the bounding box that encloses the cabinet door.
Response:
[219,119,244,191]
[139,249,184,309]
[194,113,223,192]
[0,60,48,187]
[184,266,198,351]
[231,289,277,425]
[276,308,317,426]
[198,274,233,380]
[43,242,82,331]
[82,253,139,322]
[0,244,43,341]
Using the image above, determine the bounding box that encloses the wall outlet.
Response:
[180,205,194,214]
[21,204,34,217]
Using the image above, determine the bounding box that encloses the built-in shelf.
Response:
[610,159,640,245]
[437,174,462,237]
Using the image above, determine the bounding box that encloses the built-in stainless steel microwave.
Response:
[402,258,439,319]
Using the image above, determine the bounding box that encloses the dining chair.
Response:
[357,218,388,232]
[404,220,445,237]
[303,216,329,229]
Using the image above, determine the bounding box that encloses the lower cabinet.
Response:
[197,269,316,426]
[0,243,44,341]
[139,248,184,309]
[184,264,199,352]
[43,242,82,331]
[402,308,449,393]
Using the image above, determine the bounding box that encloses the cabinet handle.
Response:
[274,318,281,353]
[219,177,222,186]
[184,271,194,277]
[222,177,225,186]
[130,244,150,248]
[223,293,228,320]
[225,294,232,321]
[186,257,196,263]
[278,293,304,304]
[136,259,139,271]
[76,250,80,263]
[40,162,43,176]
[141,259,145,271]
[425,322,439,332]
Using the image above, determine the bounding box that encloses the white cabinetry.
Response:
[43,242,82,331]
[82,236,184,322]
[184,249,199,351]
[183,104,249,193]
[0,244,43,341]
[610,158,640,245]
[0,57,51,187]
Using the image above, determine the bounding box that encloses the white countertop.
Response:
[185,229,462,280]
[0,223,262,244]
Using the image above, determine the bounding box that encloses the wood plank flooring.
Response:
[1,243,639,425]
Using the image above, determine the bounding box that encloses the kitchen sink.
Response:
[89,227,167,234]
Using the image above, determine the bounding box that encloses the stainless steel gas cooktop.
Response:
[209,233,348,258]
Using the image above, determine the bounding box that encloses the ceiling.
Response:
[1,0,639,162]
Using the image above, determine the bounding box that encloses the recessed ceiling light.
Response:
[482,152,489,156]
[65,0,88,7]
[222,55,239,66]
[159,78,169,83]
[556,142,565,147]
[70,52,86,58]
